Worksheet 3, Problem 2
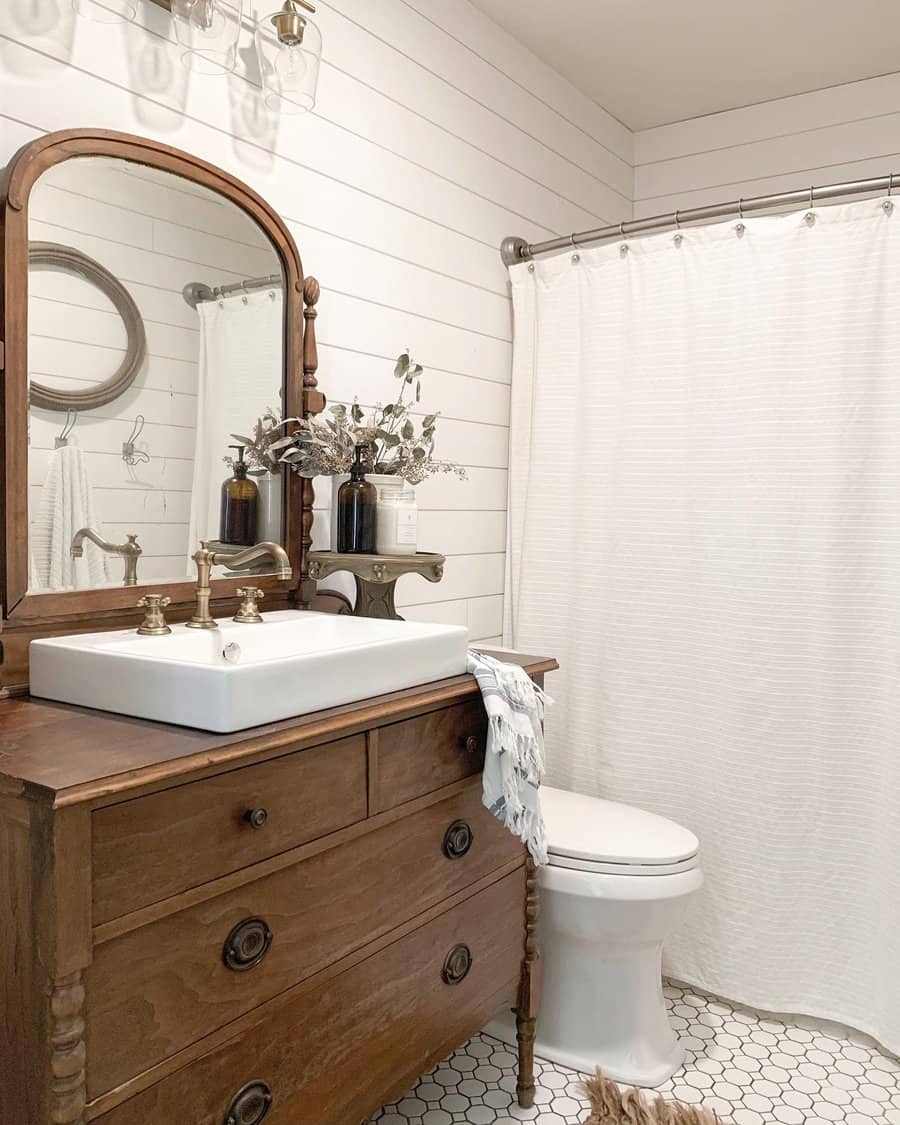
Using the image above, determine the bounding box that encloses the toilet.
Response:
[486,786,703,1088]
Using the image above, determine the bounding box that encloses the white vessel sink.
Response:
[29,611,470,732]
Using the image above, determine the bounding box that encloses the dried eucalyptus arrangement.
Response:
[279,352,467,485]
[226,408,301,475]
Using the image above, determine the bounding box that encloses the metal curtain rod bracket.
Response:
[500,172,900,266]
[182,273,283,309]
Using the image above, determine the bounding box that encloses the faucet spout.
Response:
[70,528,142,586]
[185,540,292,630]
[215,541,292,581]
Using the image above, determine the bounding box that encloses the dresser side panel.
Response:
[0,793,42,1123]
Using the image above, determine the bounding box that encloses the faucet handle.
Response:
[234,587,265,624]
[137,594,172,637]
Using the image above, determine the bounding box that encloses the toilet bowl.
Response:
[485,786,703,1088]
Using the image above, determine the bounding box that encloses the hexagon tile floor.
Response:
[371,980,900,1124]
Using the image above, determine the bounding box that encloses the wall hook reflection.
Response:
[55,410,77,448]
[122,414,151,466]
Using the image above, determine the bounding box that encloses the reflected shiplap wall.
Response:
[0,0,631,642]
[634,71,900,218]
[27,160,275,581]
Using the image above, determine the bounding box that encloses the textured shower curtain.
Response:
[505,197,900,1054]
[187,287,284,562]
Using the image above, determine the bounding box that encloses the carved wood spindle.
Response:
[302,275,320,393]
[49,972,87,1124]
[301,277,322,596]
[516,855,541,1108]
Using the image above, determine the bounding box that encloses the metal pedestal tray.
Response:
[308,551,445,620]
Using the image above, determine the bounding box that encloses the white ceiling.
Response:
[468,0,900,131]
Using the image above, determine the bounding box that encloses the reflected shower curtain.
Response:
[187,287,284,563]
[505,198,900,1054]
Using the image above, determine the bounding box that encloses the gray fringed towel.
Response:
[466,650,549,864]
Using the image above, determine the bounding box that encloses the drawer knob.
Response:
[223,917,273,972]
[224,1080,272,1125]
[464,735,480,755]
[244,807,269,830]
[442,943,473,986]
[443,819,474,860]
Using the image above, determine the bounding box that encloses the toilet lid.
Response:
[541,786,699,869]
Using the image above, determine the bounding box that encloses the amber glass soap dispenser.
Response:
[337,445,376,553]
[220,445,259,547]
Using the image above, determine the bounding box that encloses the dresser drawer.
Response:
[375,698,488,811]
[94,867,524,1125]
[92,734,367,924]
[85,781,524,1098]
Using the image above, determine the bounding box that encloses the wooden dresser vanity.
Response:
[0,129,555,1123]
[0,656,554,1124]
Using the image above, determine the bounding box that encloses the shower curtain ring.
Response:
[884,174,896,214]
[738,198,744,220]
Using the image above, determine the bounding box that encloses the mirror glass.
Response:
[27,156,286,593]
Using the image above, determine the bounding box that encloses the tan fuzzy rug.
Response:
[583,1070,722,1124]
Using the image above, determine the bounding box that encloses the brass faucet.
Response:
[70,528,142,586]
[186,541,291,630]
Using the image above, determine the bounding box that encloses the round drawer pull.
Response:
[442,943,473,986]
[244,807,268,830]
[464,735,480,755]
[224,1080,273,1125]
[223,917,273,972]
[443,820,474,860]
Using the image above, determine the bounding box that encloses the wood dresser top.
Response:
[0,652,557,807]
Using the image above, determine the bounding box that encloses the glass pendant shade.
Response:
[255,1,322,114]
[72,0,137,22]
[172,0,244,75]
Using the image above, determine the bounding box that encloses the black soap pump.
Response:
[220,445,259,547]
[337,445,377,553]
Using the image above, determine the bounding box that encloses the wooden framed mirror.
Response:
[0,129,325,694]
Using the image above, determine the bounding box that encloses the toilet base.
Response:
[485,865,703,1090]
[484,1007,683,1088]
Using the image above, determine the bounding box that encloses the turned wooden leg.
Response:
[516,1010,537,1109]
[516,856,542,1108]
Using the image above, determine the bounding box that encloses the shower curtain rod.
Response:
[500,172,900,266]
[182,273,283,309]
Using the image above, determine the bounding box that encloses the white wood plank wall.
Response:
[0,0,631,642]
[634,71,900,220]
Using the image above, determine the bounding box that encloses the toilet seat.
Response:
[547,852,700,876]
[542,786,700,877]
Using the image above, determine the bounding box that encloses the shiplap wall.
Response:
[28,159,277,582]
[0,0,631,642]
[634,71,900,219]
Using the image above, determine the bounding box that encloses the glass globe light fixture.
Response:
[72,0,137,23]
[255,0,322,114]
[172,0,244,75]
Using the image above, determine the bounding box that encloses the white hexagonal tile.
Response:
[372,982,899,1125]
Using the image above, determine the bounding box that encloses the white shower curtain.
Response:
[505,197,900,1055]
[187,287,284,562]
